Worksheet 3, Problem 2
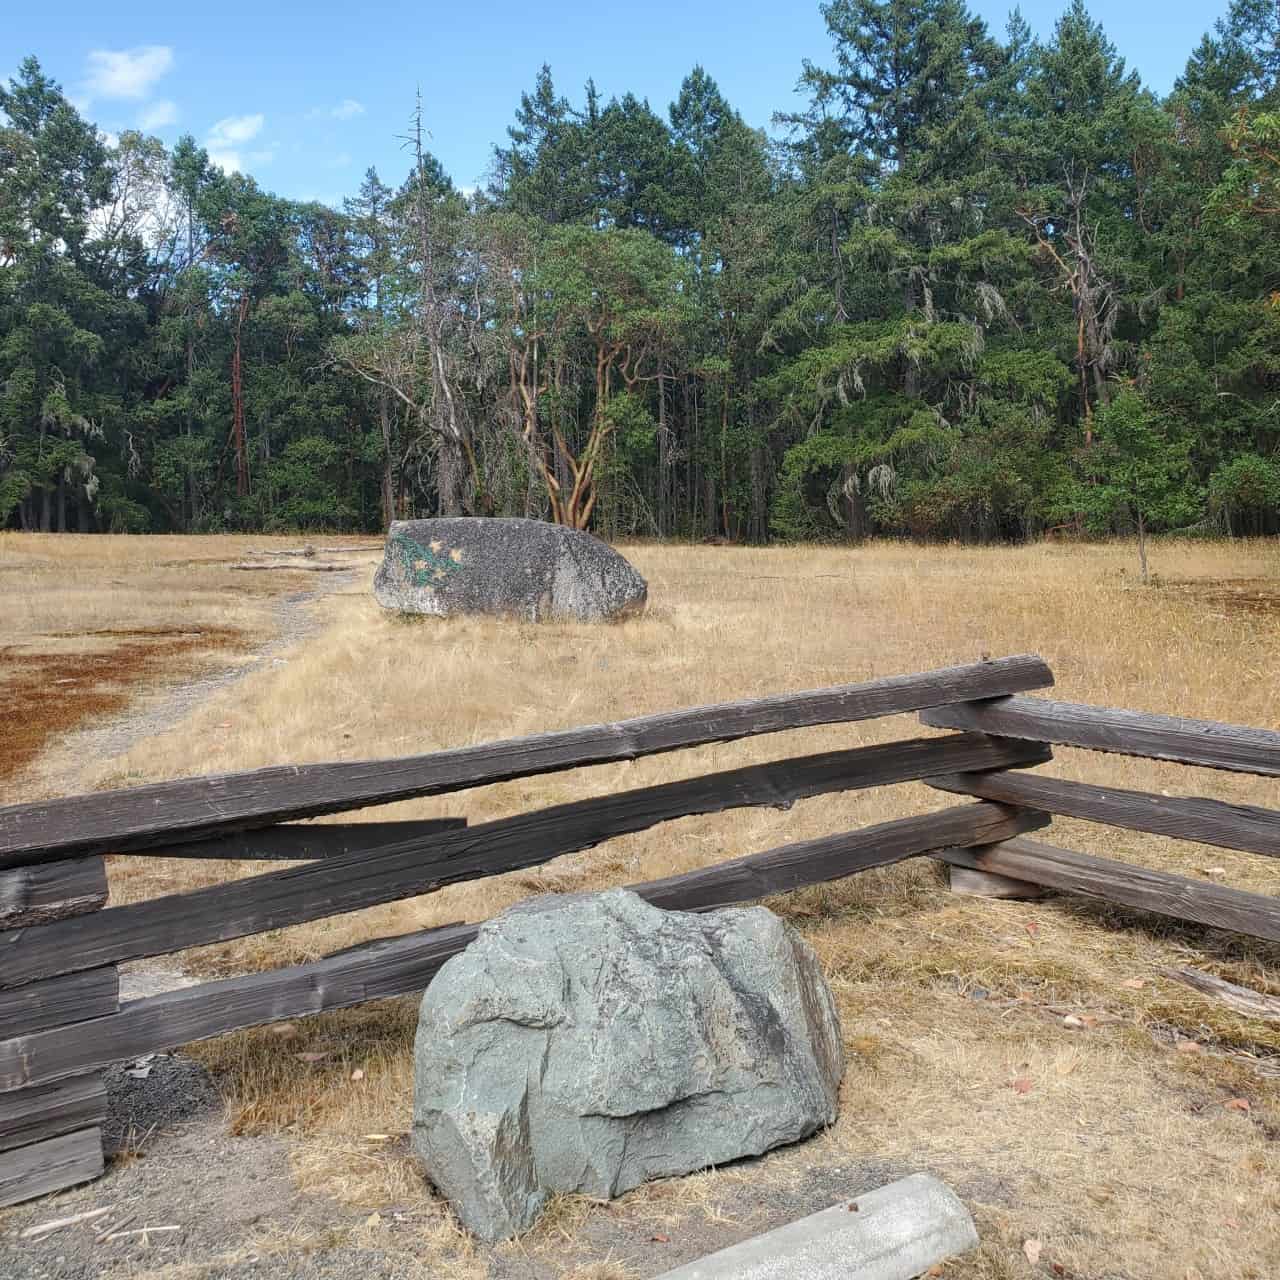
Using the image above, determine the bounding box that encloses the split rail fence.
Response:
[0,652,1276,1209]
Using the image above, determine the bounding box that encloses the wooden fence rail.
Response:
[2,655,1276,1212]
[0,655,1054,1207]
[928,770,1280,857]
[935,836,1280,942]
[0,802,1046,1094]
[921,695,1280,776]
[918,695,1280,949]
[0,654,1054,866]
[0,734,1048,991]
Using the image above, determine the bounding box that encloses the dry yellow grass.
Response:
[4,534,1280,1279]
[0,532,381,791]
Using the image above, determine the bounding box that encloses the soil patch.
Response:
[102,1053,222,1156]
[1166,576,1280,618]
[0,628,246,785]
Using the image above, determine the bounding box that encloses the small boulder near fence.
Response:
[373,517,647,622]
[412,889,844,1241]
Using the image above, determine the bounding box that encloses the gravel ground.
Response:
[1,1078,986,1280]
[101,1054,221,1157]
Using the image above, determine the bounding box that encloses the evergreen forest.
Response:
[2,0,1278,541]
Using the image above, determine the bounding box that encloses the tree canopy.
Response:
[2,1,1278,540]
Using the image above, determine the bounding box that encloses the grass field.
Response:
[2,532,1279,1279]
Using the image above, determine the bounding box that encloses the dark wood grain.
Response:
[0,655,1053,868]
[921,695,1280,776]
[0,858,107,929]
[633,799,1047,913]
[929,769,1280,858]
[0,968,119,1039]
[0,1076,106,1153]
[936,836,1280,942]
[0,1126,103,1208]
[146,819,466,860]
[0,801,1044,1091]
[0,734,1049,990]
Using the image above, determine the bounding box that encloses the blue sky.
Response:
[3,0,1234,208]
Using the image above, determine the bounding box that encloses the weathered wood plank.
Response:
[0,655,1054,867]
[935,836,1280,942]
[0,1076,106,1153]
[0,968,119,1038]
[633,799,1047,914]
[0,858,107,929]
[921,695,1280,777]
[0,801,1044,1091]
[947,864,1049,900]
[148,819,467,861]
[0,1127,103,1208]
[929,770,1280,858]
[1163,966,1280,1021]
[0,734,1050,990]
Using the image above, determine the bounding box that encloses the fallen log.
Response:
[1163,966,1280,1022]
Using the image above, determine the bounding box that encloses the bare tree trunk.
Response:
[56,472,66,533]
[185,193,197,530]
[720,381,731,538]
[749,394,767,543]
[378,393,394,529]
[231,293,250,498]
[902,273,920,400]
[656,368,670,538]
[436,433,465,516]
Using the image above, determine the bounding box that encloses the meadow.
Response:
[2,532,1279,1279]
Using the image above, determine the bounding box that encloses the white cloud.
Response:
[207,113,265,149]
[85,46,174,100]
[138,99,178,130]
[205,116,270,174]
[307,98,365,121]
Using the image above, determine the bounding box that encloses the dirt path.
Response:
[17,565,366,801]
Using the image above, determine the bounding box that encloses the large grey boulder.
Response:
[412,889,844,1241]
[373,517,646,622]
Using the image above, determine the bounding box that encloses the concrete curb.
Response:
[652,1172,978,1280]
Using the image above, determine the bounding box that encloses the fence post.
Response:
[0,857,113,1206]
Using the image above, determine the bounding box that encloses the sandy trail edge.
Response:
[15,566,365,802]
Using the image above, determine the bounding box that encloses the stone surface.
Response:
[373,517,647,622]
[412,889,844,1241]
[652,1173,979,1280]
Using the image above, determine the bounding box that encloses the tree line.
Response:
[2,0,1277,541]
